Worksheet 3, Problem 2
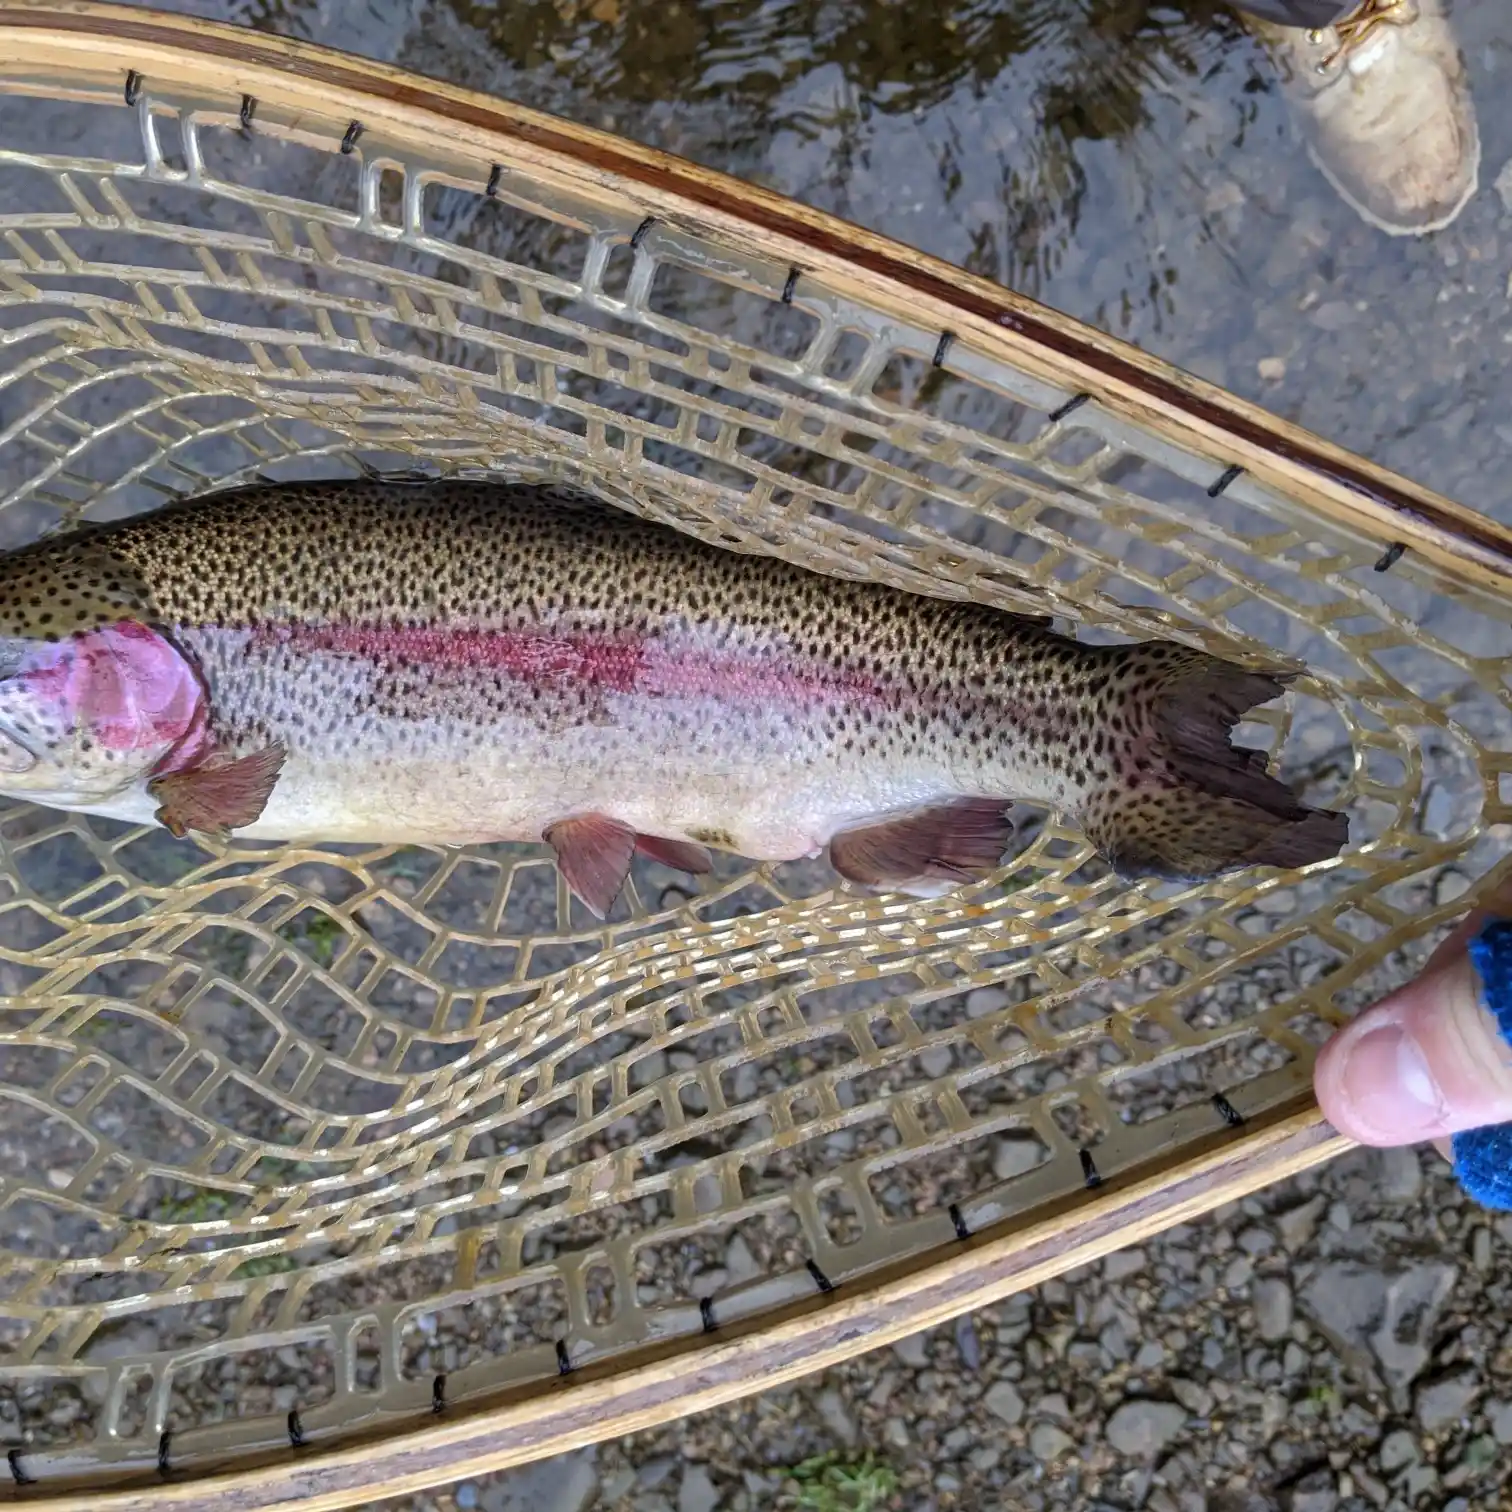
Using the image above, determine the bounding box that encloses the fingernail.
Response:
[1337,1023,1448,1139]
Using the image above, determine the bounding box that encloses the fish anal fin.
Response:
[634,834,714,875]
[149,741,286,843]
[546,813,637,919]
[829,798,1016,891]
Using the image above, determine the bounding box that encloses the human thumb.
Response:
[1314,915,1512,1147]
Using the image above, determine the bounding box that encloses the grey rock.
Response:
[457,1485,479,1511]
[919,1044,952,1078]
[1275,1196,1326,1253]
[1169,1378,1214,1417]
[1496,154,1512,213]
[984,1380,1025,1425]
[1105,1399,1189,1457]
[1298,1262,1458,1389]
[630,1051,668,1089]
[638,1459,678,1489]
[892,1331,929,1368]
[1223,1254,1254,1290]
[1238,1227,1275,1256]
[1402,1464,1439,1500]
[602,1471,637,1502]
[481,1450,599,1512]
[1029,1421,1075,1461]
[1472,1226,1493,1272]
[1377,1429,1418,1473]
[1104,1247,1147,1281]
[1134,1339,1167,1371]
[884,1417,910,1449]
[1373,1147,1423,1204]
[678,1466,720,1512]
[993,1136,1044,1180]
[966,986,1008,1019]
[723,1235,758,1283]
[817,1387,857,1447]
[1288,1473,1338,1512]
[1415,1372,1479,1433]
[1253,1278,1293,1342]
[1489,1398,1512,1445]
[955,1315,981,1370]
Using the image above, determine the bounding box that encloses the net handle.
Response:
[0,0,1507,596]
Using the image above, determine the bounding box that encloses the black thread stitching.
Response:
[1206,464,1244,499]
[948,1202,971,1241]
[239,94,256,132]
[287,1409,306,1450]
[124,70,143,106]
[157,1431,172,1479]
[1048,393,1090,423]
[7,1449,31,1486]
[1374,541,1406,573]
[485,164,502,198]
[805,1258,834,1294]
[1211,1092,1246,1128]
[700,1296,717,1333]
[932,330,955,369]
[431,1374,446,1415]
[630,215,657,250]
[340,120,364,155]
[1079,1148,1103,1189]
[781,266,800,305]
[555,1339,573,1375]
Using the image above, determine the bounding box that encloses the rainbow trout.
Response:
[0,480,1346,915]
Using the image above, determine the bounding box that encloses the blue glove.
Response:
[1450,918,1512,1210]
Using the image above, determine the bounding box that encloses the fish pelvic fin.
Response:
[1077,648,1348,881]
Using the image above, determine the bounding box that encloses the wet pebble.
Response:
[1105,1399,1188,1458]
[983,1380,1024,1425]
[1253,1278,1293,1342]
[1028,1421,1075,1461]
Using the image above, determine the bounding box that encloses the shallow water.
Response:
[31,0,1512,515]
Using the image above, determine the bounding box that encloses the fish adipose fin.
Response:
[547,816,712,918]
[1078,650,1348,880]
[149,742,286,843]
[829,797,1017,891]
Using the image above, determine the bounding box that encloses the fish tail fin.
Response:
[1076,647,1347,880]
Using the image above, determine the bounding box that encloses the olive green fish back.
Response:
[0,10,1505,1510]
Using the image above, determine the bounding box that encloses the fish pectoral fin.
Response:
[148,742,287,843]
[545,813,638,919]
[634,834,714,875]
[828,798,1017,891]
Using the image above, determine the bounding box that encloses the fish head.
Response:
[0,621,206,807]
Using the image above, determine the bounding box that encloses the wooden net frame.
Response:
[0,4,1506,1507]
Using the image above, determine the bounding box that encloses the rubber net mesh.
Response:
[0,58,1505,1488]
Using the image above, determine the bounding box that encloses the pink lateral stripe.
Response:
[252,622,893,707]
